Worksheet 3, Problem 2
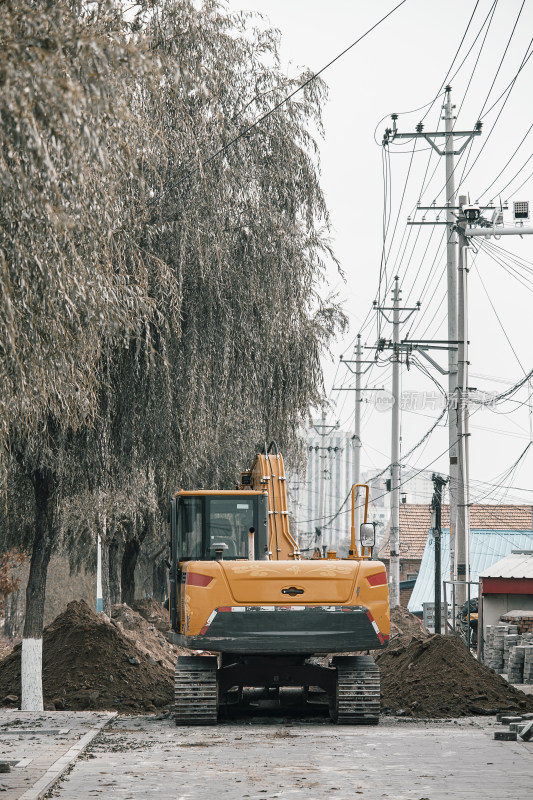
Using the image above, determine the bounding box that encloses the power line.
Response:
[478,122,533,200]
[477,0,526,118]
[480,42,533,120]
[473,262,526,374]
[419,0,481,124]
[454,0,499,122]
[457,35,533,192]
[198,0,409,173]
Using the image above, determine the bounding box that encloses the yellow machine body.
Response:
[168,446,390,655]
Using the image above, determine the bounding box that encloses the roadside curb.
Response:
[17,712,116,800]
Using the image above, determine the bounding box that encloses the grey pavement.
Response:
[0,711,115,800]
[45,714,533,800]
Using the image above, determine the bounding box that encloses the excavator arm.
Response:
[239,441,300,560]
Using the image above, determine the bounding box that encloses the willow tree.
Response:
[1,0,345,709]
[0,0,170,708]
[93,0,345,592]
[119,0,344,481]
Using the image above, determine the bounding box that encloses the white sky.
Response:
[224,0,533,504]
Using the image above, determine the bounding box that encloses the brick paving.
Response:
[46,714,533,800]
[0,711,114,800]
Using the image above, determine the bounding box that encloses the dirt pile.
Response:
[111,603,185,671]
[388,606,430,647]
[131,597,171,634]
[0,600,176,712]
[377,633,533,717]
[0,636,16,662]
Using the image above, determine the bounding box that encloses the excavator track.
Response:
[331,655,380,725]
[174,655,218,725]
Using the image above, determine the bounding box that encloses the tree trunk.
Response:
[152,558,167,603]
[22,468,55,711]
[4,588,22,638]
[121,537,140,606]
[108,536,121,606]
[100,539,111,617]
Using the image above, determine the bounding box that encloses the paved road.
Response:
[0,711,114,800]
[46,714,533,800]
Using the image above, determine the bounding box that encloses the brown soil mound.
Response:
[0,600,175,712]
[111,603,185,671]
[0,636,16,662]
[377,633,533,717]
[388,606,430,647]
[131,597,171,634]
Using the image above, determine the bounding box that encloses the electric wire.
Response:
[457,35,533,192]
[198,0,409,174]
[478,123,533,200]
[454,0,499,122]
[477,0,526,119]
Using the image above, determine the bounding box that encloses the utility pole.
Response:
[383,87,482,585]
[354,335,362,550]
[391,278,401,608]
[431,473,447,634]
[375,277,419,607]
[450,199,533,606]
[311,412,339,551]
[443,87,459,586]
[335,335,379,554]
[456,196,470,606]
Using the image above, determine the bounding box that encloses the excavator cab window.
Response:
[177,497,203,560]
[176,494,267,561]
[208,498,253,559]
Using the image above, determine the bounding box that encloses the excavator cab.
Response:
[167,444,390,725]
[175,492,268,561]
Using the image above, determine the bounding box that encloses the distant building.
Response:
[479,549,533,637]
[288,425,355,553]
[378,504,431,606]
[406,505,533,613]
[400,467,434,506]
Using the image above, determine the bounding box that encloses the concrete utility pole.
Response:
[317,411,327,546]
[335,335,378,554]
[443,88,459,584]
[456,199,470,606]
[383,87,482,585]
[453,199,533,604]
[375,277,419,607]
[311,412,339,550]
[354,336,362,548]
[391,279,401,607]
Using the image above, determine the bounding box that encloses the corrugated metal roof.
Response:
[407,530,533,612]
[479,550,533,579]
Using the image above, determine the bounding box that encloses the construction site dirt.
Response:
[1,600,533,719]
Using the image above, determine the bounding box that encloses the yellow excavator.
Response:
[167,442,390,724]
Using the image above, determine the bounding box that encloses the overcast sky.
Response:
[224,0,533,504]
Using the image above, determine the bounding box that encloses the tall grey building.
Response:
[288,425,355,554]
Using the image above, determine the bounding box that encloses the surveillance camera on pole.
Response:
[461,204,481,225]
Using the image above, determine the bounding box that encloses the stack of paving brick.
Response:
[507,645,527,683]
[484,624,509,672]
[503,628,519,663]
[524,647,533,684]
[504,630,533,682]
